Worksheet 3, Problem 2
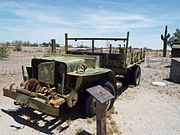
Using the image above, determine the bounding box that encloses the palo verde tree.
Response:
[167,28,180,47]
[173,29,180,42]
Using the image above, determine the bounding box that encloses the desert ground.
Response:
[0,47,179,135]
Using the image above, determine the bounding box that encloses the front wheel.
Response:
[85,81,115,117]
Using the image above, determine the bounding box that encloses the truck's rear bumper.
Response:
[3,87,61,117]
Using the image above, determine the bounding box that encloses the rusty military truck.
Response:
[3,32,145,117]
[3,55,116,117]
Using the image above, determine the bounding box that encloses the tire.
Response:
[123,69,131,85]
[131,66,141,86]
[85,81,116,117]
[103,82,115,110]
[86,95,96,117]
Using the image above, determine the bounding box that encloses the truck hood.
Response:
[37,55,111,76]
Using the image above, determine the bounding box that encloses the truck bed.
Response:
[68,48,145,75]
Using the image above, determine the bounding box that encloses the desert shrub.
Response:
[14,44,22,51]
[78,45,88,48]
[42,42,50,47]
[13,40,22,51]
[0,44,9,59]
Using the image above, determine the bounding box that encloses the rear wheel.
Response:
[131,66,141,86]
[86,81,115,117]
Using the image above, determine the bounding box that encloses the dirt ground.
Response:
[0,48,179,135]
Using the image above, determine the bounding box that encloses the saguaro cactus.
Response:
[161,25,170,57]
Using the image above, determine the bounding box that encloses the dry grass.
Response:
[86,118,94,124]
[106,107,122,135]
[119,87,137,101]
[107,118,122,135]
[65,118,72,126]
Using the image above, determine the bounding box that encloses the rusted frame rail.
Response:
[64,32,129,54]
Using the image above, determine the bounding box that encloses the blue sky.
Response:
[0,0,179,49]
